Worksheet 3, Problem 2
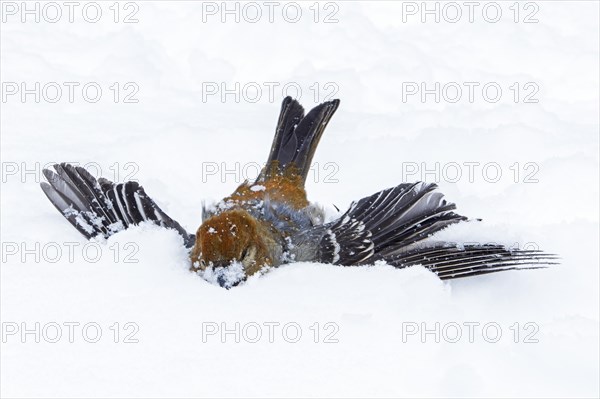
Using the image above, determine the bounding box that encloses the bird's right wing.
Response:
[40,163,195,247]
[289,182,558,279]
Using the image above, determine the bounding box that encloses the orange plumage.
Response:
[190,164,309,277]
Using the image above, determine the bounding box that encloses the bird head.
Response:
[190,209,273,288]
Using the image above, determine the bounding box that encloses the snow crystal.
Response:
[199,261,246,289]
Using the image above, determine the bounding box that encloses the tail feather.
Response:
[260,96,340,184]
[41,163,194,247]
[266,96,305,166]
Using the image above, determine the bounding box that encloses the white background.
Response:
[1,1,598,397]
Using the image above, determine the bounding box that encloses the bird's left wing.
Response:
[40,163,195,247]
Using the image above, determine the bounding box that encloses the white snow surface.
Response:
[1,2,598,398]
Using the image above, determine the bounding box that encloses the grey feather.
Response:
[41,163,195,247]
[287,182,556,279]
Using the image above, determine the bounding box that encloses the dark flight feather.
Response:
[382,244,558,279]
[41,163,194,247]
[309,182,556,279]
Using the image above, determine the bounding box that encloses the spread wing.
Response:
[289,182,557,279]
[41,163,194,247]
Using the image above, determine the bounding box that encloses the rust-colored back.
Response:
[226,162,309,210]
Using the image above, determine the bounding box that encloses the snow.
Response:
[250,184,265,192]
[1,1,598,398]
[198,258,246,289]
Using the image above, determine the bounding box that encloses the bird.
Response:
[40,97,557,288]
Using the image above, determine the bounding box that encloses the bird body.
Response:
[40,97,557,288]
[190,98,339,283]
[193,171,309,269]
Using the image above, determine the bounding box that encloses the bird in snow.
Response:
[40,97,557,288]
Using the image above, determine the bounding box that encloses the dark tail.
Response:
[41,163,194,247]
[258,96,340,184]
